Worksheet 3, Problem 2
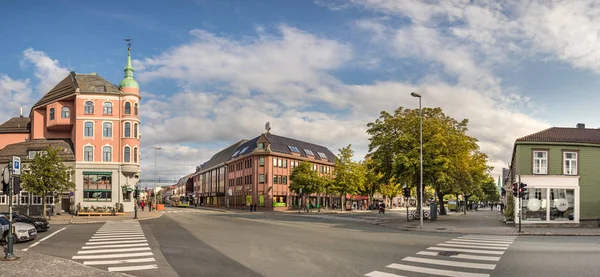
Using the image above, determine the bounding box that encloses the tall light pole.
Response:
[154,146,161,205]
[411,92,423,229]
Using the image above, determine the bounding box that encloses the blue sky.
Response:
[2,0,600,185]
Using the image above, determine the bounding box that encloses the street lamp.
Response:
[411,92,423,229]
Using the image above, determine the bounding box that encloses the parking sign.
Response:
[12,156,21,176]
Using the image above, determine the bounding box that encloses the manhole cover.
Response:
[438,251,459,256]
[435,228,447,230]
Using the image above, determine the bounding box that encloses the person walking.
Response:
[141,200,146,212]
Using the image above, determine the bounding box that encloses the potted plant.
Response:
[156,190,165,211]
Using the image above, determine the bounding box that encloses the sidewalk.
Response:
[48,210,162,224]
[1,249,132,277]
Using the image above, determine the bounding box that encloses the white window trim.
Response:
[123,121,132,138]
[102,121,113,140]
[533,150,548,174]
[0,195,7,205]
[20,191,30,205]
[123,145,132,163]
[61,106,71,118]
[563,151,577,175]
[124,101,132,115]
[84,100,95,114]
[83,143,95,162]
[133,147,139,163]
[83,120,94,138]
[31,194,42,205]
[133,123,139,139]
[103,100,113,115]
[102,145,113,162]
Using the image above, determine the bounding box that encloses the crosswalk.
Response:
[365,235,517,277]
[71,220,158,273]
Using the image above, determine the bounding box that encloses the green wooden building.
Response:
[507,123,600,224]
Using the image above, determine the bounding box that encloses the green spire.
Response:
[119,47,139,89]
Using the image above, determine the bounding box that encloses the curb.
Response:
[66,212,163,224]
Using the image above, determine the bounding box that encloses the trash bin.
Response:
[430,203,438,221]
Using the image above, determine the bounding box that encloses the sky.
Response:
[3,0,600,187]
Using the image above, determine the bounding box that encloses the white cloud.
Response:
[22,48,70,94]
[0,75,33,120]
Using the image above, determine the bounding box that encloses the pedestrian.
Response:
[141,200,145,211]
[254,203,257,212]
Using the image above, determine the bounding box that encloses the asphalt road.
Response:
[12,208,600,277]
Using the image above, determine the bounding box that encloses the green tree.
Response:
[289,161,318,212]
[378,179,402,208]
[481,176,500,203]
[333,145,364,211]
[360,157,381,205]
[20,146,75,219]
[505,195,515,221]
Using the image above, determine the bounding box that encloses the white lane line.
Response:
[96,229,142,232]
[86,240,147,245]
[93,233,144,237]
[89,237,147,242]
[91,235,146,239]
[437,243,508,250]
[416,251,501,261]
[446,240,512,247]
[387,263,489,277]
[108,264,159,272]
[402,256,496,270]
[427,247,504,255]
[77,247,151,254]
[84,257,156,265]
[22,227,67,252]
[72,252,154,260]
[365,271,407,277]
[459,236,515,241]
[450,239,512,245]
[462,235,517,239]
[82,243,149,249]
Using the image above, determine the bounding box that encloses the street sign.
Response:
[228,189,232,196]
[12,156,21,176]
[69,191,74,197]
[1,166,9,184]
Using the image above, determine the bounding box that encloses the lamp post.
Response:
[411,92,423,229]
[154,146,161,210]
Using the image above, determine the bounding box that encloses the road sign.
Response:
[69,191,74,197]
[228,189,232,196]
[12,156,21,176]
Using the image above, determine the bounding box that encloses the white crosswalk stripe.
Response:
[71,220,158,273]
[364,235,517,276]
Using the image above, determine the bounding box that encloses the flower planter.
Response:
[156,204,165,211]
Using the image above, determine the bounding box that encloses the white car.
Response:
[0,215,37,242]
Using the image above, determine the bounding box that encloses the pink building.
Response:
[0,47,141,213]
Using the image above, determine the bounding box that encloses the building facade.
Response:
[0,47,141,213]
[191,132,337,210]
[507,124,600,224]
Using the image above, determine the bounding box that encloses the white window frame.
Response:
[20,191,29,205]
[124,121,131,138]
[46,195,54,205]
[124,102,131,114]
[102,121,113,138]
[102,145,112,162]
[32,195,42,205]
[84,144,94,162]
[0,195,6,205]
[124,145,131,163]
[84,101,94,114]
[278,159,282,167]
[84,121,94,138]
[133,147,138,163]
[61,106,70,118]
[103,101,113,115]
[564,151,577,175]
[533,150,548,174]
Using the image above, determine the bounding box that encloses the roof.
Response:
[176,173,194,186]
[0,117,31,133]
[199,140,248,171]
[0,139,75,163]
[231,133,337,163]
[516,127,600,145]
[32,72,120,109]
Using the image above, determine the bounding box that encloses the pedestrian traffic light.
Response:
[512,183,518,197]
[519,183,528,198]
[501,188,506,197]
[403,187,410,198]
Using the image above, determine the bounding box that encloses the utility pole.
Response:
[3,157,20,261]
[518,175,522,233]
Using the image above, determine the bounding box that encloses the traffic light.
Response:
[501,188,506,197]
[512,183,518,197]
[519,183,528,198]
[403,187,410,198]
[13,177,21,195]
[134,188,139,199]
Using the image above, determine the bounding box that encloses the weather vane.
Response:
[124,36,133,50]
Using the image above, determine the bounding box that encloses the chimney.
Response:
[19,108,23,117]
[577,123,585,129]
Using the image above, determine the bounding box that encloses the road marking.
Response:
[387,263,490,277]
[72,251,154,259]
[427,246,504,255]
[82,243,149,249]
[402,256,496,270]
[22,227,67,252]
[91,234,146,239]
[84,257,156,265]
[437,243,508,250]
[95,230,144,234]
[416,251,501,261]
[461,235,516,239]
[77,247,151,254]
[86,239,147,245]
[450,239,512,245]
[89,236,147,242]
[459,236,515,241]
[364,271,406,277]
[108,264,159,272]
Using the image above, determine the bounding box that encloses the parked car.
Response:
[0,215,37,242]
[0,212,50,232]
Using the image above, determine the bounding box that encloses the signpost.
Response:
[3,157,21,260]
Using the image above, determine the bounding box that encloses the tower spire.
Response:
[119,37,139,90]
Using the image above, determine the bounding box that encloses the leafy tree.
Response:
[332,145,364,211]
[504,195,515,221]
[378,179,403,208]
[360,157,381,205]
[289,161,318,212]
[21,146,75,219]
[481,175,500,203]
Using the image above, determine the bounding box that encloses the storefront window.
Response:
[83,173,112,202]
[550,189,574,221]
[523,187,547,221]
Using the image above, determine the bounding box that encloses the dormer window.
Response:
[317,152,327,159]
[304,149,314,156]
[94,86,106,92]
[288,146,300,153]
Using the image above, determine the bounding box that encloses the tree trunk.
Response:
[317,191,321,213]
[437,191,446,215]
[464,195,469,215]
[42,193,47,219]
[341,192,345,211]
[456,194,460,213]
